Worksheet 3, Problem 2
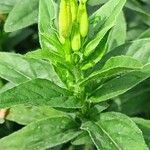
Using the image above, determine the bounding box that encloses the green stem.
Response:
[73,66,90,117]
[64,38,71,62]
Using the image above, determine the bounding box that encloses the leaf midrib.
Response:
[95,122,122,150]
[0,61,32,81]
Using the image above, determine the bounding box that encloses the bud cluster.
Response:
[58,0,88,52]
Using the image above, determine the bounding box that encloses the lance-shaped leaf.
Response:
[138,29,150,39]
[88,64,150,103]
[39,0,60,52]
[81,56,143,86]
[39,0,56,34]
[84,0,126,57]
[87,0,107,6]
[133,117,150,148]
[26,49,75,86]
[81,32,109,70]
[6,105,66,125]
[4,0,38,32]
[0,0,18,13]
[126,0,150,17]
[88,0,150,20]
[71,131,92,145]
[81,112,148,150]
[90,38,150,74]
[26,49,67,67]
[0,78,82,109]
[0,52,64,87]
[110,80,150,116]
[0,117,81,150]
[107,11,126,51]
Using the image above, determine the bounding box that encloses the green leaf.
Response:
[90,38,150,74]
[125,0,150,26]
[38,0,74,85]
[107,11,126,51]
[81,56,143,86]
[133,117,150,148]
[121,38,150,65]
[84,0,126,56]
[4,0,38,32]
[110,80,150,116]
[39,0,56,34]
[71,131,92,145]
[26,49,64,65]
[88,103,109,119]
[81,112,148,150]
[26,49,75,86]
[88,0,107,6]
[126,0,150,17]
[39,0,59,51]
[101,56,143,71]
[40,33,64,54]
[0,52,64,87]
[2,28,34,50]
[142,0,150,5]
[0,0,18,13]
[127,27,145,41]
[0,117,81,150]
[88,0,150,20]
[88,64,150,103]
[138,29,150,39]
[81,31,109,70]
[0,78,82,109]
[0,82,14,93]
[6,105,66,125]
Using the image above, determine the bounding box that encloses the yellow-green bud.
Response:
[66,0,72,33]
[79,0,87,3]
[71,24,81,51]
[59,35,66,44]
[58,0,72,43]
[70,0,78,23]
[78,2,88,37]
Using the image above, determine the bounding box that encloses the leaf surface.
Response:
[6,105,66,125]
[88,38,150,75]
[133,117,150,148]
[0,52,64,87]
[0,0,18,13]
[81,56,143,85]
[81,112,148,150]
[85,0,126,56]
[0,117,81,150]
[4,0,38,32]
[88,64,150,103]
[0,78,82,109]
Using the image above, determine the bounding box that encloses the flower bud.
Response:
[78,2,88,37]
[71,24,81,51]
[59,35,66,44]
[70,0,78,23]
[58,0,72,43]
[79,0,87,3]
